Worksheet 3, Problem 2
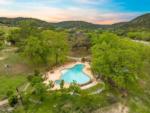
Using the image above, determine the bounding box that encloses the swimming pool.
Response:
[56,64,90,85]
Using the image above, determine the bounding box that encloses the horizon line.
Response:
[0,14,142,25]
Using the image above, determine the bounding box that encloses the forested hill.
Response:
[112,13,150,30]
[0,17,109,29]
[0,13,149,30]
[0,17,52,27]
[52,21,109,29]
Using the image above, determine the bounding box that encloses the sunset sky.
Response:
[0,0,149,24]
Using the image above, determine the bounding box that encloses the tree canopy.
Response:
[23,30,69,66]
[91,33,144,94]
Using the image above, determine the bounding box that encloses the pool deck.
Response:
[44,61,97,90]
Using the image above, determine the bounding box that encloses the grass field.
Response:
[0,47,36,75]
[0,26,17,34]
[0,75,27,100]
[0,47,31,100]
[0,46,56,76]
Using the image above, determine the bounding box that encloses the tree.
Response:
[91,33,143,95]
[18,20,40,39]
[7,20,41,47]
[69,81,81,94]
[48,80,54,89]
[8,95,18,107]
[34,83,47,101]
[41,30,69,65]
[60,80,64,89]
[68,31,91,50]
[7,29,20,45]
[30,75,43,86]
[27,72,47,101]
[23,30,69,66]
[23,35,50,65]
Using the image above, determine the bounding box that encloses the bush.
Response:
[8,95,18,107]
[60,80,64,89]
[6,90,13,97]
[81,57,86,63]
[27,75,34,82]
[48,80,54,88]
[69,81,81,94]
[34,69,40,76]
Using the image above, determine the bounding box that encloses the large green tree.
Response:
[23,30,69,65]
[41,30,69,65]
[91,33,143,94]
[8,20,40,46]
[23,35,50,65]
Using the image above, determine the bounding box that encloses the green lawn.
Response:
[0,47,52,75]
[0,75,27,100]
[0,47,35,75]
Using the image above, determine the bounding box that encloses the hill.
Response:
[53,21,109,29]
[0,17,52,28]
[112,13,150,31]
[0,13,149,30]
[0,18,109,29]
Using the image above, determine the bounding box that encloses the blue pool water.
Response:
[56,64,90,85]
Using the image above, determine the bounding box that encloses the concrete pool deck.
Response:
[44,61,97,90]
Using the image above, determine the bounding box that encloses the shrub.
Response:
[8,95,18,107]
[6,90,13,98]
[60,80,65,89]
[81,57,86,63]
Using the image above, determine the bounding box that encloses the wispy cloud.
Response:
[0,0,14,5]
[0,5,141,24]
[0,0,148,24]
[74,0,108,4]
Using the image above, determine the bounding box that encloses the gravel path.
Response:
[132,40,150,46]
[81,81,98,90]
[0,99,8,106]
[93,103,128,113]
[0,57,6,61]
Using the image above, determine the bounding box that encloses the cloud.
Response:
[95,12,141,24]
[74,0,109,4]
[0,0,14,5]
[0,5,141,24]
[0,0,143,24]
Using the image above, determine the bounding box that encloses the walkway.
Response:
[67,56,81,61]
[93,103,128,113]
[81,81,98,90]
[1,47,18,52]
[0,57,6,61]
[0,99,8,106]
[132,40,150,46]
[67,56,91,62]
[90,88,104,95]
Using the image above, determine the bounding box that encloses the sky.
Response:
[0,0,149,24]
